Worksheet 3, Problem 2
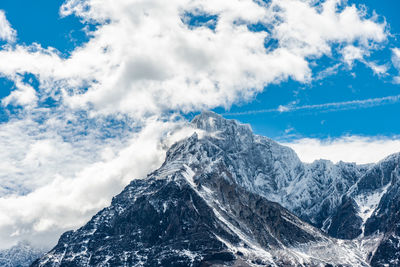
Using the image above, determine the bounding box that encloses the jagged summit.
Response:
[191,111,250,132]
[191,111,255,146]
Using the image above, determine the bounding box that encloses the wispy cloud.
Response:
[392,48,400,83]
[223,94,400,116]
[0,10,16,42]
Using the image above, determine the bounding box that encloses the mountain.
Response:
[0,241,44,267]
[32,111,400,266]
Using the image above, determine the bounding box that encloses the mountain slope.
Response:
[32,111,400,266]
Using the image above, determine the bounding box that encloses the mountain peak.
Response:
[191,111,252,133]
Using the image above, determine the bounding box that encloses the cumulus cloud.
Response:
[0,10,16,42]
[0,0,390,249]
[282,136,400,164]
[0,0,387,117]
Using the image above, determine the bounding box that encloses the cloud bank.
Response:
[0,116,199,249]
[283,136,400,164]
[0,0,390,249]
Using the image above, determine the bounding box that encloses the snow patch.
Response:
[355,183,390,236]
[182,165,196,188]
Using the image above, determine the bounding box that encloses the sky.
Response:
[0,0,399,250]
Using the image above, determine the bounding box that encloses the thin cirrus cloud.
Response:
[223,94,400,115]
[0,0,392,250]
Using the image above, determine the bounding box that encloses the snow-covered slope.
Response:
[32,111,400,266]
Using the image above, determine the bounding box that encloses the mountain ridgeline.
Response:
[31,112,400,266]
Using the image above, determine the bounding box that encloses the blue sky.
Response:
[215,0,400,139]
[0,0,88,54]
[217,58,400,139]
[0,0,399,141]
[1,0,400,250]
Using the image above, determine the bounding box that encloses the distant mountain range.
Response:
[0,241,44,267]
[12,111,400,266]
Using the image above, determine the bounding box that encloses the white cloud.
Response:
[0,0,387,117]
[282,136,400,164]
[1,76,38,107]
[341,45,389,76]
[0,115,197,249]
[392,47,400,83]
[392,48,400,68]
[342,45,365,66]
[274,0,385,57]
[0,0,389,249]
[0,113,113,197]
[366,61,388,76]
[314,63,341,81]
[0,10,16,42]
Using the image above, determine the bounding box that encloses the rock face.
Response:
[32,111,400,266]
[364,155,400,266]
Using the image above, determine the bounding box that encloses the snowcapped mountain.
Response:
[0,241,44,267]
[31,111,400,266]
[192,112,370,234]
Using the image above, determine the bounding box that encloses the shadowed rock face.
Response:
[327,196,363,239]
[325,153,400,245]
[367,168,400,266]
[32,178,238,267]
[31,112,400,266]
